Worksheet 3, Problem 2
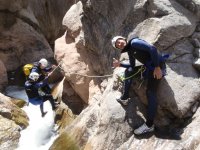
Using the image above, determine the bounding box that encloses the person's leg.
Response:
[146,76,160,127]
[117,67,133,105]
[121,72,132,100]
[42,84,51,94]
[43,95,57,110]
[40,103,44,114]
[134,70,161,135]
[122,67,134,99]
[40,103,47,117]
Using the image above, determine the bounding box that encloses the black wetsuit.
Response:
[120,38,166,127]
[25,78,56,110]
[31,62,52,94]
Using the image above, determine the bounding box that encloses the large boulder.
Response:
[0,15,53,71]
[0,93,28,149]
[0,0,28,12]
[0,0,75,87]
[29,0,75,45]
[51,69,200,150]
[0,60,7,91]
[133,0,197,50]
[0,93,28,128]
[0,115,21,150]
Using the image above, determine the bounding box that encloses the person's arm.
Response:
[131,38,159,67]
[33,78,48,88]
[25,81,32,89]
[113,54,135,69]
[43,66,52,72]
[153,67,162,79]
[31,66,39,73]
[127,51,135,68]
[131,38,162,79]
[113,58,133,68]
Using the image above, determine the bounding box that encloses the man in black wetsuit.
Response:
[25,72,57,117]
[112,36,166,135]
[31,58,53,94]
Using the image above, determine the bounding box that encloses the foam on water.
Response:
[5,86,57,150]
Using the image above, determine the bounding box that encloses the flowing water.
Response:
[5,86,57,150]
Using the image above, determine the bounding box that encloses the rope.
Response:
[137,79,144,89]
[117,66,146,89]
[68,73,113,78]
[47,63,62,77]
[55,60,145,89]
[120,66,146,81]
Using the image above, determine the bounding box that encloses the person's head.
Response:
[29,72,39,82]
[111,36,127,50]
[39,58,48,69]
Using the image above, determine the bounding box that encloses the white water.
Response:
[5,86,58,150]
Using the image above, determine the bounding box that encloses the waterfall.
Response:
[5,86,57,150]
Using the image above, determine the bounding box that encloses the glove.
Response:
[38,88,46,96]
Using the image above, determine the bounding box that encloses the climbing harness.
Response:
[119,65,146,81]
[118,65,146,89]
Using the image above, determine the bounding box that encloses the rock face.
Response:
[29,0,75,45]
[0,60,7,91]
[0,93,28,150]
[0,0,74,149]
[1,0,200,149]
[52,0,200,149]
[0,4,52,71]
[0,0,74,90]
[55,1,110,104]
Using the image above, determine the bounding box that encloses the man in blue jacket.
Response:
[25,72,57,117]
[112,36,166,135]
[31,58,54,94]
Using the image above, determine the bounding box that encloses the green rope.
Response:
[119,66,146,81]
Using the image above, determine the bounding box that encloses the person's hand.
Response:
[153,67,162,79]
[113,58,120,68]
[52,64,57,69]
[47,72,52,77]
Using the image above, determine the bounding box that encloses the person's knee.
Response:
[146,89,152,96]
[146,89,156,100]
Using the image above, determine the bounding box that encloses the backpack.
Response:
[23,64,34,76]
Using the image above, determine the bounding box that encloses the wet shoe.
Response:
[54,101,60,106]
[116,98,130,105]
[41,111,48,117]
[134,123,154,135]
[52,104,59,111]
[52,106,57,111]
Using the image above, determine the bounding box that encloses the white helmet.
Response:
[39,58,48,68]
[29,72,39,81]
[111,36,126,49]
